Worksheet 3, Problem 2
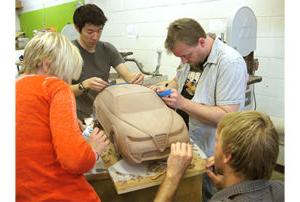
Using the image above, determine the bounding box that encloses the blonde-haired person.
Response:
[20,31,82,83]
[154,111,284,202]
[16,32,109,202]
[206,111,284,201]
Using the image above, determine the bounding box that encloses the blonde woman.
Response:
[16,32,109,202]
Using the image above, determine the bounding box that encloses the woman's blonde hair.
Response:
[217,111,279,180]
[22,32,82,83]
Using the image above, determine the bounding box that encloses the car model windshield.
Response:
[117,92,164,113]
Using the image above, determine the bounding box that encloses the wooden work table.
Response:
[85,140,206,202]
[89,173,203,202]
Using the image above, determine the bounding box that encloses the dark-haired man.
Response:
[71,4,144,121]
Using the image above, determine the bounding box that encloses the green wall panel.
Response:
[19,0,84,38]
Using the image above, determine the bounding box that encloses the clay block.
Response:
[93,84,189,164]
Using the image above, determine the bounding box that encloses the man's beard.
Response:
[190,63,205,72]
[189,55,208,72]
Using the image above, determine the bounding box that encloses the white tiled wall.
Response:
[87,0,284,119]
[17,0,285,118]
[20,0,75,13]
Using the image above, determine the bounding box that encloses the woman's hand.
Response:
[88,127,110,155]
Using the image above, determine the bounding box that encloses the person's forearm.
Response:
[122,72,134,83]
[115,63,135,82]
[51,86,96,173]
[154,175,181,202]
[155,142,192,202]
[180,99,229,126]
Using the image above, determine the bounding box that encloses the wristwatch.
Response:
[78,82,88,93]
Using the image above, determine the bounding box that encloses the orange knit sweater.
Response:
[16,75,100,202]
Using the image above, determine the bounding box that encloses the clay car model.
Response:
[93,84,189,164]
